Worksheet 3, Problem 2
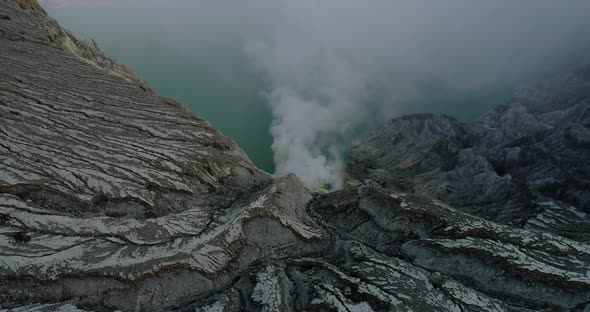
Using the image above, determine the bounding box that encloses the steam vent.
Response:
[1,0,590,311]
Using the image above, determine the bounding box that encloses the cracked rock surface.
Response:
[350,68,590,228]
[1,1,590,311]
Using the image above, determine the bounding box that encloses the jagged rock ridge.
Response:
[350,70,590,237]
[1,1,590,311]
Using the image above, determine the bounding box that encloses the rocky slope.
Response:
[350,69,590,236]
[1,1,590,311]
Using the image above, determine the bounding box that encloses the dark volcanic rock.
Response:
[349,114,467,185]
[160,186,590,311]
[311,186,590,311]
[349,114,536,225]
[0,0,268,217]
[0,1,312,310]
[1,0,590,311]
[0,174,326,311]
[350,67,590,227]
[470,67,590,213]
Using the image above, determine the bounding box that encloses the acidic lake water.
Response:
[47,6,517,173]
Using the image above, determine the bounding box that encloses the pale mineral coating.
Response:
[2,0,590,311]
[313,187,590,310]
[0,0,269,215]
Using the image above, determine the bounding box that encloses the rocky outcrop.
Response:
[311,186,590,311]
[0,1,302,309]
[1,0,590,310]
[0,0,269,217]
[2,0,152,91]
[349,114,537,225]
[150,185,590,311]
[470,67,590,214]
[0,174,326,310]
[350,68,590,229]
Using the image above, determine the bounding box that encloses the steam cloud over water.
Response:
[245,3,372,188]
[42,0,590,189]
[243,0,590,189]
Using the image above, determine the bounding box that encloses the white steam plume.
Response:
[245,15,371,188]
[244,0,590,189]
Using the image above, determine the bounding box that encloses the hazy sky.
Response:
[41,0,590,188]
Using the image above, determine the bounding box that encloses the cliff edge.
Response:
[1,1,590,311]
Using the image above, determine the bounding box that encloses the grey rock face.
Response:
[311,186,590,311]
[1,0,152,92]
[166,186,590,311]
[0,0,268,217]
[349,114,536,225]
[350,68,590,226]
[0,1,317,310]
[2,1,590,311]
[0,171,325,310]
[470,67,590,213]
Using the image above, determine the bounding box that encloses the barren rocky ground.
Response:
[1,1,589,311]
